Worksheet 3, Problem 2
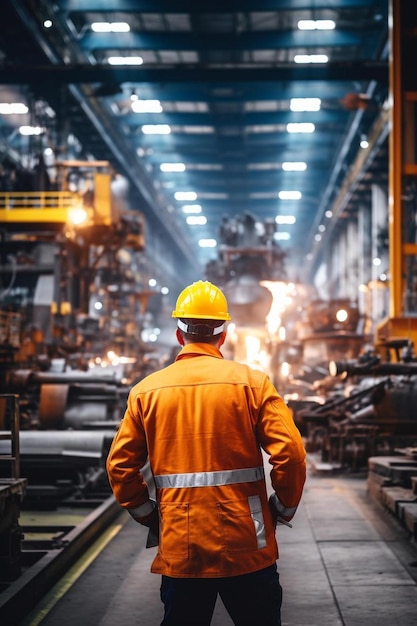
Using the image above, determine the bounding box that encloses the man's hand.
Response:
[129,498,160,545]
[132,506,158,528]
[268,494,293,528]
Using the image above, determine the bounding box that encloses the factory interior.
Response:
[0,0,417,624]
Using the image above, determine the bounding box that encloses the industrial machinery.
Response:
[206,212,291,376]
[0,159,152,403]
[0,160,145,368]
[205,212,366,392]
[294,345,417,471]
[0,158,153,505]
[294,1,417,476]
[0,159,155,581]
[0,157,158,459]
[203,207,417,477]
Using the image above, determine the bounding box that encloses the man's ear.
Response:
[217,330,227,347]
[176,328,185,346]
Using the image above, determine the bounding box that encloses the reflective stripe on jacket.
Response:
[106,342,306,578]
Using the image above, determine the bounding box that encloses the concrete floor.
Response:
[22,469,417,626]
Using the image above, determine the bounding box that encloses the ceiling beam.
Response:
[111,83,354,101]
[58,0,381,13]
[0,62,388,84]
[121,109,349,126]
[78,30,373,51]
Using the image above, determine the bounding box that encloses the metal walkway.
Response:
[18,470,417,626]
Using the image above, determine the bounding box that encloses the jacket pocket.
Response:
[159,502,189,560]
[217,495,266,552]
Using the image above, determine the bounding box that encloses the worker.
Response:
[106,280,306,626]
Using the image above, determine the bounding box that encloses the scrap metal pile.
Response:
[293,341,417,471]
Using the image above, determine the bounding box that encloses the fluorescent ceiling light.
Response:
[316,20,336,30]
[198,239,217,248]
[287,123,315,133]
[294,54,328,63]
[278,191,302,200]
[182,204,202,213]
[92,22,130,32]
[247,124,281,134]
[187,163,223,171]
[247,163,280,171]
[0,103,28,114]
[160,163,185,172]
[290,98,321,111]
[275,215,296,224]
[175,191,197,201]
[180,126,214,134]
[132,99,163,113]
[186,216,207,225]
[274,232,291,241]
[19,125,43,135]
[108,56,143,65]
[200,192,228,199]
[298,20,335,30]
[282,162,307,171]
[141,124,171,134]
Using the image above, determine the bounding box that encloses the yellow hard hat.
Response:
[172,280,231,321]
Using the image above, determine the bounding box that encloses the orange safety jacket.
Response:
[106,342,306,578]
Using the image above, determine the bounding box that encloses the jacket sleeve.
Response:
[256,377,306,521]
[106,389,151,511]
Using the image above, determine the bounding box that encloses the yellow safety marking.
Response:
[21,516,128,625]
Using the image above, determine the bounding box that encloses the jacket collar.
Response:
[175,342,224,361]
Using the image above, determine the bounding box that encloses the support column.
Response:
[376,0,417,353]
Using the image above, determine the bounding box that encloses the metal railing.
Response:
[0,190,80,211]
